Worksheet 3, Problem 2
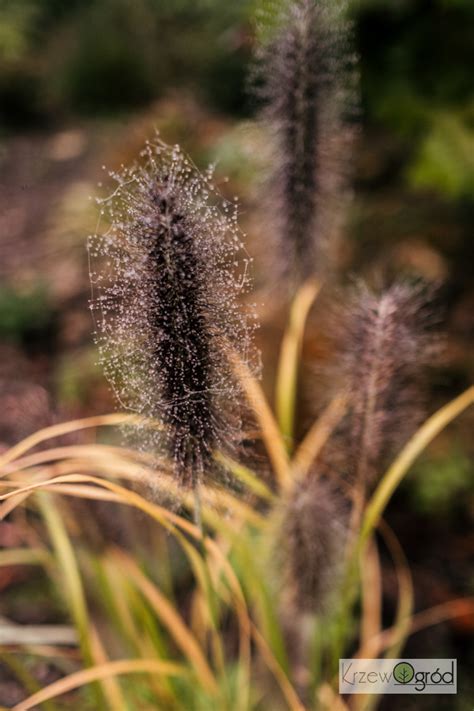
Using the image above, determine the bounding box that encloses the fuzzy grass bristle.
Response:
[337,281,438,488]
[281,475,350,613]
[89,136,257,489]
[254,0,357,283]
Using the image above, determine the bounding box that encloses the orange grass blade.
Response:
[365,598,474,659]
[11,659,187,711]
[291,393,347,480]
[231,352,291,490]
[318,682,350,711]
[251,624,306,711]
[378,521,414,661]
[0,414,138,469]
[88,624,127,711]
[113,550,218,694]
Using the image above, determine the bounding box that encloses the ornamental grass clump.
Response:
[3,2,474,707]
[89,137,256,489]
[254,0,357,283]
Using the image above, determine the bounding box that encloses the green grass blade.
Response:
[275,280,320,454]
[38,493,123,710]
[360,386,474,549]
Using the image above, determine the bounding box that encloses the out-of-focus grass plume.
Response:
[280,476,350,613]
[253,0,358,282]
[333,281,438,489]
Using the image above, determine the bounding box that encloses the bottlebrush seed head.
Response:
[89,136,257,488]
[337,281,438,487]
[254,0,358,282]
[281,475,350,613]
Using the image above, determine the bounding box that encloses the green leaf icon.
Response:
[393,661,415,684]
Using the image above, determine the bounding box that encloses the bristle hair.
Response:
[281,476,350,613]
[254,0,357,282]
[89,137,257,488]
[337,281,438,487]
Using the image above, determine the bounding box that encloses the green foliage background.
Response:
[1,0,474,196]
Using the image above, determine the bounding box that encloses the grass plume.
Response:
[254,0,357,282]
[89,137,256,489]
[336,281,438,489]
[281,475,350,613]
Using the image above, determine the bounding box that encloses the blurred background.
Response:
[0,0,473,708]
